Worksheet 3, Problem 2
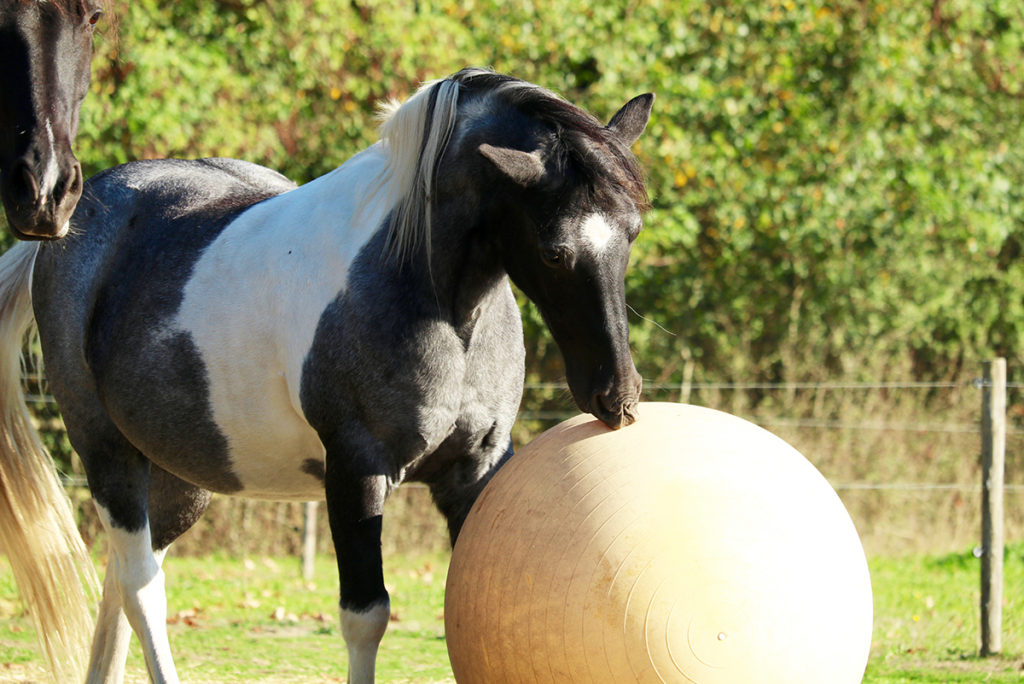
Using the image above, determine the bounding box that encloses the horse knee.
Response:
[341,599,390,684]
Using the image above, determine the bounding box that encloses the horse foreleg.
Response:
[94,504,179,684]
[341,601,391,684]
[428,437,514,547]
[324,460,390,684]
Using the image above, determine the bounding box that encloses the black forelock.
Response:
[450,68,649,211]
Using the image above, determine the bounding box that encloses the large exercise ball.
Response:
[444,402,872,683]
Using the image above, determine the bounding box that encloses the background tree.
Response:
[2,0,1021,394]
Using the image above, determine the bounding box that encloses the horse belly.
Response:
[93,329,328,501]
[170,319,328,500]
[211,382,327,501]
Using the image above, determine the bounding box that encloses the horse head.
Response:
[448,72,652,429]
[0,0,102,240]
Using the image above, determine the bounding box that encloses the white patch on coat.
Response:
[172,146,392,499]
[579,213,615,252]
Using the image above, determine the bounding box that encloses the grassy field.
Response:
[1,544,1021,683]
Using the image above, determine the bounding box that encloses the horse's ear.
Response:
[607,93,655,147]
[479,144,547,188]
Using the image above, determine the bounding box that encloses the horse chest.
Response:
[296,281,524,480]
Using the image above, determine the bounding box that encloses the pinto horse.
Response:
[0,68,652,683]
[0,0,102,239]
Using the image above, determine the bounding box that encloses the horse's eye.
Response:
[88,9,103,26]
[541,246,573,270]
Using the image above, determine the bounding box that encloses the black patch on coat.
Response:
[302,459,326,484]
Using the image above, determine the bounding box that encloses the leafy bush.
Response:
[3,0,1021,389]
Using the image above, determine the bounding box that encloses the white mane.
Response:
[369,77,463,264]
[360,69,551,265]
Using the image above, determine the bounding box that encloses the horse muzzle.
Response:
[582,368,643,430]
[2,155,83,240]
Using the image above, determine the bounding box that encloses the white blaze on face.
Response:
[38,119,60,198]
[580,213,615,252]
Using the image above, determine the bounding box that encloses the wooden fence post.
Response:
[980,358,1005,656]
[302,501,318,581]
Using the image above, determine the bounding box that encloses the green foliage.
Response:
[621,0,1024,386]
[77,0,488,183]
[2,0,1022,390]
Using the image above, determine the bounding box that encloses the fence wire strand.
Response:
[22,375,1024,494]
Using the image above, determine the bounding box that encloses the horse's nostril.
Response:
[64,162,83,201]
[591,392,626,429]
[621,400,639,427]
[9,161,41,208]
[51,161,84,222]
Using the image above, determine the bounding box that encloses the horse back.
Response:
[34,158,295,363]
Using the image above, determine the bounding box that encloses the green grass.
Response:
[1,545,1021,682]
[865,545,1024,683]
[0,552,453,683]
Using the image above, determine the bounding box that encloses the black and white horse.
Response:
[0,0,102,239]
[0,68,652,683]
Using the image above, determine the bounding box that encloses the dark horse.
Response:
[0,68,652,683]
[0,0,102,239]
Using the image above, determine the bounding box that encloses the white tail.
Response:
[0,242,97,683]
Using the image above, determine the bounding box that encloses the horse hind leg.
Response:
[92,494,179,684]
[87,466,210,684]
[146,464,212,553]
[65,416,180,684]
[88,566,132,684]
[92,500,178,684]
[88,544,171,684]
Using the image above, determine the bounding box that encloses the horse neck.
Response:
[326,142,507,334]
[411,198,508,335]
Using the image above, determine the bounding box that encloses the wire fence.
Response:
[14,365,1023,648]
[18,369,1024,556]
[22,377,1024,490]
[518,380,1024,487]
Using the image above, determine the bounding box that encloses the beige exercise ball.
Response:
[445,402,872,683]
